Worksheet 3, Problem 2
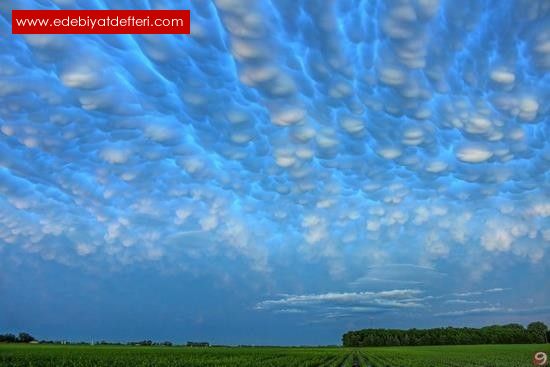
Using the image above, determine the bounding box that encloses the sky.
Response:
[0,0,549,346]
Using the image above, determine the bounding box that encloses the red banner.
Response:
[12,10,190,34]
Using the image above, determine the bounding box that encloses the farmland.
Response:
[1,343,549,367]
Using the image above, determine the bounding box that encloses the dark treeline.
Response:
[0,333,35,343]
[343,322,549,347]
[0,333,190,347]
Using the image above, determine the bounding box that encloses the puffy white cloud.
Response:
[75,243,95,256]
[490,69,516,84]
[61,66,103,89]
[377,147,402,160]
[480,217,530,253]
[99,146,133,164]
[455,144,493,163]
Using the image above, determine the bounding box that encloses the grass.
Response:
[0,343,548,366]
[362,344,550,367]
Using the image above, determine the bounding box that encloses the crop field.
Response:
[0,343,549,367]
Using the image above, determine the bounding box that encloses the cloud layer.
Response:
[0,0,548,341]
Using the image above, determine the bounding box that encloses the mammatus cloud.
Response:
[0,0,548,330]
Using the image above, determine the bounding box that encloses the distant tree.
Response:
[17,333,35,343]
[504,323,525,330]
[0,334,17,343]
[527,322,548,343]
[132,340,153,346]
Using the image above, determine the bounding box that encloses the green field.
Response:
[0,343,549,367]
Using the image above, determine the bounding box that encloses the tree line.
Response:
[0,332,210,347]
[0,333,35,343]
[343,322,549,347]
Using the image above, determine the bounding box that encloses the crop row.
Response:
[1,343,549,367]
[0,345,350,367]
[358,344,550,367]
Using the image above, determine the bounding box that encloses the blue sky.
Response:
[0,0,549,345]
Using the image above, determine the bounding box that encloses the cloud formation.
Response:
[0,0,548,337]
